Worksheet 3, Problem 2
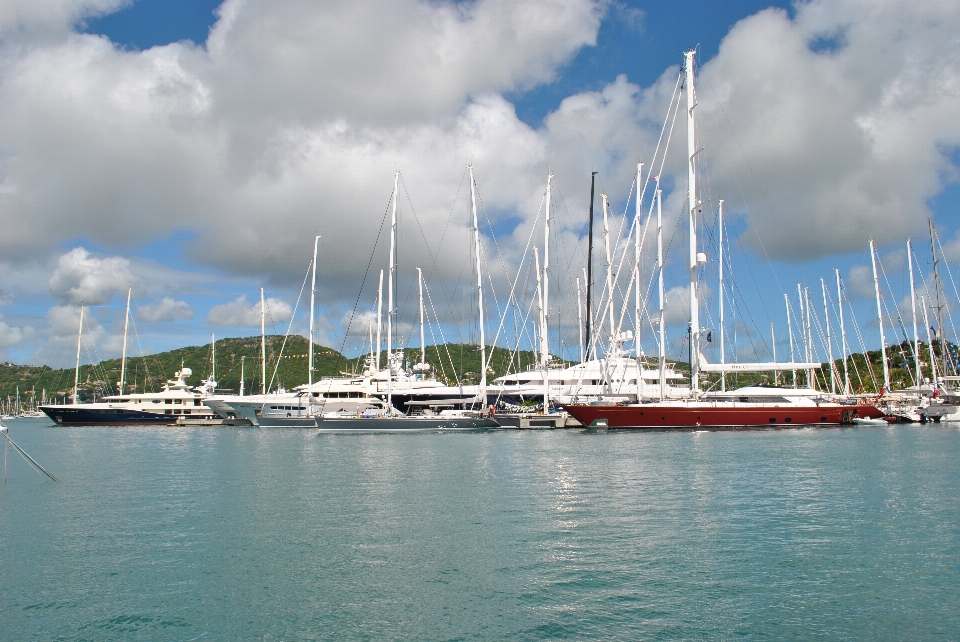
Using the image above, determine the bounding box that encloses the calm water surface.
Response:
[2,419,959,640]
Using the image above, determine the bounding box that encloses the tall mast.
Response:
[771,323,778,386]
[804,287,814,389]
[796,284,806,386]
[535,247,548,410]
[634,162,643,353]
[836,269,850,395]
[308,235,320,402]
[602,193,615,342]
[387,170,399,413]
[718,199,725,392]
[586,172,597,360]
[73,303,84,405]
[469,165,487,404]
[576,276,584,364]
[260,287,266,395]
[922,295,938,388]
[417,267,425,367]
[928,219,951,377]
[376,270,383,370]
[211,332,216,384]
[786,294,796,388]
[240,356,245,397]
[821,279,834,394]
[684,48,702,393]
[543,169,552,369]
[656,179,666,401]
[907,239,921,396]
[870,240,890,391]
[119,287,131,395]
[368,321,374,371]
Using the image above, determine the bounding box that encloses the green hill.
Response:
[0,336,552,409]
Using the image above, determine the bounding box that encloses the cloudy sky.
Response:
[1,0,959,371]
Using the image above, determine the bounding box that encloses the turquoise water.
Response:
[2,419,959,640]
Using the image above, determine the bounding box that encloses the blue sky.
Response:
[1,0,959,380]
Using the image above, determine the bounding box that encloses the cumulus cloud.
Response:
[0,314,24,349]
[48,247,136,305]
[1,0,959,365]
[207,294,292,327]
[138,297,194,323]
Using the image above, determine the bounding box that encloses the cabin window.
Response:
[165,399,172,404]
[194,400,201,406]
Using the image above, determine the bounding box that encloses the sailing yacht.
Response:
[563,50,882,429]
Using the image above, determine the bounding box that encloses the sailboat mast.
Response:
[309,235,320,394]
[656,179,665,401]
[907,239,921,396]
[469,165,487,404]
[928,219,951,377]
[634,162,643,353]
[260,287,266,395]
[718,199,725,392]
[417,267,425,368]
[804,287,814,389]
[870,240,890,391]
[240,356,245,397]
[535,247,548,409]
[601,193,615,343]
[577,276,584,364]
[684,48,701,394]
[387,171,399,413]
[922,295,938,388]
[376,270,383,371]
[786,294,796,388]
[543,170,552,369]
[836,269,851,395]
[771,323,778,386]
[586,172,597,360]
[821,279,834,394]
[211,332,216,384]
[119,287,131,395]
[796,284,806,386]
[74,303,84,405]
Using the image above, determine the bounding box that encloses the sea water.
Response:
[2,418,959,640]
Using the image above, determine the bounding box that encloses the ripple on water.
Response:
[1,421,959,639]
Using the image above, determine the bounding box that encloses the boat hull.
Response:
[316,416,500,433]
[40,406,181,426]
[562,403,882,429]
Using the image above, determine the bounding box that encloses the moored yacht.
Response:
[40,368,222,426]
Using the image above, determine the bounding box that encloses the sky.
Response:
[1,0,959,377]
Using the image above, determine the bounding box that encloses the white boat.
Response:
[39,368,222,426]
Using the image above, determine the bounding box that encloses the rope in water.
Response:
[1,426,58,482]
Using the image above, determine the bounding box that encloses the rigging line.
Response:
[266,262,310,394]
[876,255,912,348]
[422,279,461,386]
[3,429,58,482]
[337,188,393,360]
[399,171,472,339]
[845,288,880,392]
[421,280,454,385]
[484,191,545,370]
[700,69,785,306]
[933,228,960,369]
[589,74,685,360]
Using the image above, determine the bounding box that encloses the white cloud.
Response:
[1,0,959,367]
[48,247,136,305]
[138,297,194,323]
[207,294,292,327]
[0,314,24,348]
